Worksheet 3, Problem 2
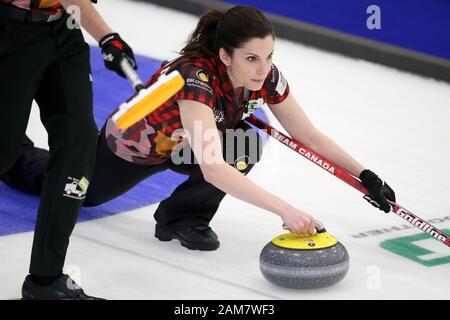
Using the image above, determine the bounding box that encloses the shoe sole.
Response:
[155,224,220,251]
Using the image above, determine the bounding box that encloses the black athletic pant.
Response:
[0,14,98,277]
[1,121,262,232]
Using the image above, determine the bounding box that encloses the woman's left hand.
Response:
[360,169,396,213]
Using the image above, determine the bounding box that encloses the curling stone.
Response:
[259,222,349,289]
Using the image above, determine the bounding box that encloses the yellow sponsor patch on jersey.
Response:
[38,0,61,8]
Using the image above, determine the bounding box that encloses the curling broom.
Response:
[112,58,185,129]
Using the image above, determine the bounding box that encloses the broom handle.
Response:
[120,57,145,92]
[246,114,450,247]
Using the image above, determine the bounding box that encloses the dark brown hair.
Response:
[181,6,274,58]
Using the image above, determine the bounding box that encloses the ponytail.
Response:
[181,10,224,58]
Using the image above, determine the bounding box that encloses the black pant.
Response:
[2,122,262,232]
[0,14,98,277]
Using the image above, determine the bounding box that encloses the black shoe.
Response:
[22,274,104,300]
[155,223,220,251]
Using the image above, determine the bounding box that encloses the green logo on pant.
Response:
[380,229,450,267]
[78,177,89,194]
[63,176,89,200]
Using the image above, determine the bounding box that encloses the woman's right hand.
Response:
[280,206,317,236]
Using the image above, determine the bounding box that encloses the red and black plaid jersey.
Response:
[105,55,290,165]
[1,0,64,15]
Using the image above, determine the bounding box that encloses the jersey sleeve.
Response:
[171,64,215,110]
[264,63,290,105]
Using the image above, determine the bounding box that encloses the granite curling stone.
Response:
[259,223,349,289]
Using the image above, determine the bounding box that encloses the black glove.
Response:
[99,33,137,78]
[359,169,396,213]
